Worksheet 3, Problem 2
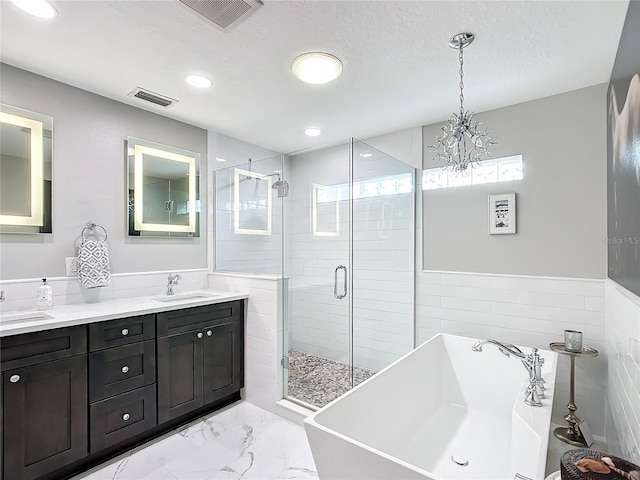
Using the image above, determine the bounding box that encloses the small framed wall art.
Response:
[489,193,516,234]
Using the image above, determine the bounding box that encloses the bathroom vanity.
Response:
[0,292,246,480]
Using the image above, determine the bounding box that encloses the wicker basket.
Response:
[561,449,639,480]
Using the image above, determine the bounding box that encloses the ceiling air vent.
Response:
[128,87,178,108]
[178,0,263,32]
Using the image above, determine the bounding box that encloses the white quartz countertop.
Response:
[0,290,248,337]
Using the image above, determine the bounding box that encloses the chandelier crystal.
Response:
[431,33,496,174]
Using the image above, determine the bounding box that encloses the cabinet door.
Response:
[3,355,87,480]
[157,330,203,423]
[203,321,243,405]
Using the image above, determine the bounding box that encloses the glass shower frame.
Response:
[283,137,415,409]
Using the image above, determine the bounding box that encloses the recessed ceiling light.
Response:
[216,157,227,162]
[304,128,322,137]
[11,0,57,18]
[185,74,212,88]
[292,52,343,85]
[360,153,373,158]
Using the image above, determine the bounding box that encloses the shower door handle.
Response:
[334,265,347,299]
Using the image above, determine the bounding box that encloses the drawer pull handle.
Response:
[197,332,204,339]
[121,366,129,374]
[122,413,130,421]
[207,330,213,336]
[121,328,129,336]
[10,375,20,383]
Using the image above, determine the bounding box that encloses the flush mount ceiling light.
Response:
[185,74,212,88]
[11,0,57,18]
[430,33,496,174]
[304,128,322,137]
[292,52,343,85]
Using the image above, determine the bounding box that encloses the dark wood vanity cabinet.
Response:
[0,300,244,480]
[1,326,88,480]
[157,301,244,423]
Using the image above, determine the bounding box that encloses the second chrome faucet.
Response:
[166,273,181,295]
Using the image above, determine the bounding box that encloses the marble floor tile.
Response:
[73,402,318,480]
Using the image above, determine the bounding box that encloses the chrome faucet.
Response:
[166,274,181,295]
[472,339,545,407]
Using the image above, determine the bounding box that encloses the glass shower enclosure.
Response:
[283,138,415,408]
[214,139,415,409]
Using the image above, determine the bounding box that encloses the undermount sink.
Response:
[152,293,220,303]
[1,311,54,324]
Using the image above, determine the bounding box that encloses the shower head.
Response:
[267,172,281,188]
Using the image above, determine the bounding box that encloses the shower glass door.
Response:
[283,138,415,408]
[283,143,351,408]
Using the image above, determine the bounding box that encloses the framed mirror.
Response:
[0,104,53,234]
[127,137,200,237]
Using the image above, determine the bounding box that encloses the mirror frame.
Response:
[127,137,200,236]
[0,104,52,233]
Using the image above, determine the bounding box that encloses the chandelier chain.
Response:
[458,47,465,118]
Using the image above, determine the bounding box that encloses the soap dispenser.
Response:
[37,278,53,310]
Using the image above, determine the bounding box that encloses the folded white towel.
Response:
[77,238,111,288]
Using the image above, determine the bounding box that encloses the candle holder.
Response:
[564,330,583,353]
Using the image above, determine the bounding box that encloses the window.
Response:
[422,155,523,190]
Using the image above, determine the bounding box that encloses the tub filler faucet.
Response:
[472,339,545,407]
[166,273,181,295]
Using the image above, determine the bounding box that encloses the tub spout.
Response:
[472,339,526,359]
[473,339,545,407]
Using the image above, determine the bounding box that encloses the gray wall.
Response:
[0,64,208,280]
[423,84,607,279]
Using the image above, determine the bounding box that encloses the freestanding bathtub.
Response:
[304,333,558,480]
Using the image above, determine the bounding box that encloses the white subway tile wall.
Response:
[605,280,640,464]
[417,271,607,438]
[289,192,415,373]
[208,273,283,417]
[0,269,208,312]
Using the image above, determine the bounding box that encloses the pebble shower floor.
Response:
[286,350,375,408]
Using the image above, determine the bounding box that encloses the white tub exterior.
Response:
[304,333,558,480]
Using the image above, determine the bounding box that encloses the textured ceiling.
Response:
[0,0,629,155]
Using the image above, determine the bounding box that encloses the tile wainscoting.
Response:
[208,273,300,423]
[0,269,209,312]
[417,271,607,439]
[605,279,640,464]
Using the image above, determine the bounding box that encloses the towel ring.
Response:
[81,221,108,241]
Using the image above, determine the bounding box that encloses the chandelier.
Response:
[431,32,496,174]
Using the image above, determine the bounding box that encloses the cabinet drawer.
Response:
[1,325,87,371]
[89,314,155,351]
[157,300,243,337]
[90,384,156,453]
[89,340,156,402]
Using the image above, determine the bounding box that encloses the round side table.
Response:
[549,342,598,447]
